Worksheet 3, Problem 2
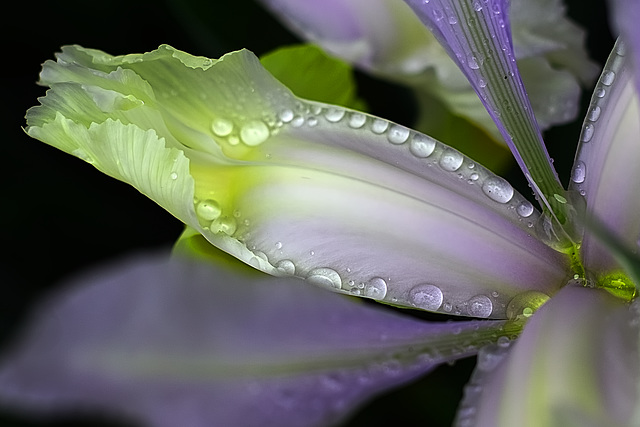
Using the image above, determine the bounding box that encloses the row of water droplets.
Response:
[572,40,626,194]
[199,97,547,317]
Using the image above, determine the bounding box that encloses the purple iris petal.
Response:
[403,0,563,202]
[0,252,512,427]
[609,0,640,97]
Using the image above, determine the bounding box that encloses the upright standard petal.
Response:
[571,40,640,275]
[403,0,569,218]
[460,285,640,427]
[0,252,517,427]
[26,45,569,318]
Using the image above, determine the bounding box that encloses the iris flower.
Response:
[1,0,640,426]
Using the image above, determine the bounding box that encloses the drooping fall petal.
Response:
[26,45,569,318]
[458,285,640,427]
[0,252,517,427]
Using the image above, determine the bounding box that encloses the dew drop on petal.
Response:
[387,125,410,144]
[275,259,296,275]
[409,134,436,158]
[587,105,601,122]
[371,119,389,134]
[467,52,480,69]
[279,109,294,123]
[571,161,586,184]
[467,295,493,318]
[506,290,550,320]
[211,118,234,136]
[581,123,595,143]
[196,199,222,221]
[307,268,342,290]
[516,200,534,218]
[364,277,388,300]
[482,176,514,203]
[348,112,367,129]
[601,70,616,86]
[324,108,346,123]
[409,284,443,310]
[439,149,464,171]
[240,120,269,146]
[211,215,237,235]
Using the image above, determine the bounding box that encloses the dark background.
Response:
[2,0,614,426]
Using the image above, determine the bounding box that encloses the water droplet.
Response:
[478,78,487,88]
[307,268,342,289]
[439,149,464,171]
[473,0,482,11]
[211,215,237,235]
[211,118,233,136]
[467,295,493,318]
[279,109,294,123]
[482,176,514,203]
[571,161,586,184]
[240,120,269,146]
[275,241,283,250]
[387,125,410,144]
[291,116,305,127]
[587,105,601,122]
[506,290,550,320]
[516,200,534,218]
[433,9,444,21]
[364,277,388,300]
[307,117,318,127]
[170,172,178,180]
[409,284,443,310]
[409,134,436,158]
[371,119,389,134]
[467,52,480,69]
[616,41,627,56]
[196,199,222,221]
[275,259,295,275]
[348,112,367,129]
[324,108,345,123]
[448,15,458,25]
[601,70,616,86]
[496,336,510,348]
[595,87,606,98]
[581,123,595,143]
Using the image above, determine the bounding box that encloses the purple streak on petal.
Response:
[570,40,640,273]
[403,0,562,196]
[464,286,639,426]
[0,252,505,427]
[609,0,640,97]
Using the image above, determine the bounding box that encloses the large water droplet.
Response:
[196,199,222,221]
[211,215,237,235]
[279,109,294,123]
[348,112,367,129]
[467,52,480,69]
[364,277,388,300]
[211,118,233,137]
[409,284,443,310]
[240,120,269,146]
[439,149,464,171]
[506,290,550,320]
[482,176,514,203]
[324,108,345,123]
[307,268,342,290]
[275,259,295,275]
[409,134,436,158]
[516,200,534,218]
[387,125,410,144]
[467,295,493,318]
[371,119,389,134]
[587,105,601,122]
[571,161,586,184]
[601,70,616,86]
[581,123,595,143]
